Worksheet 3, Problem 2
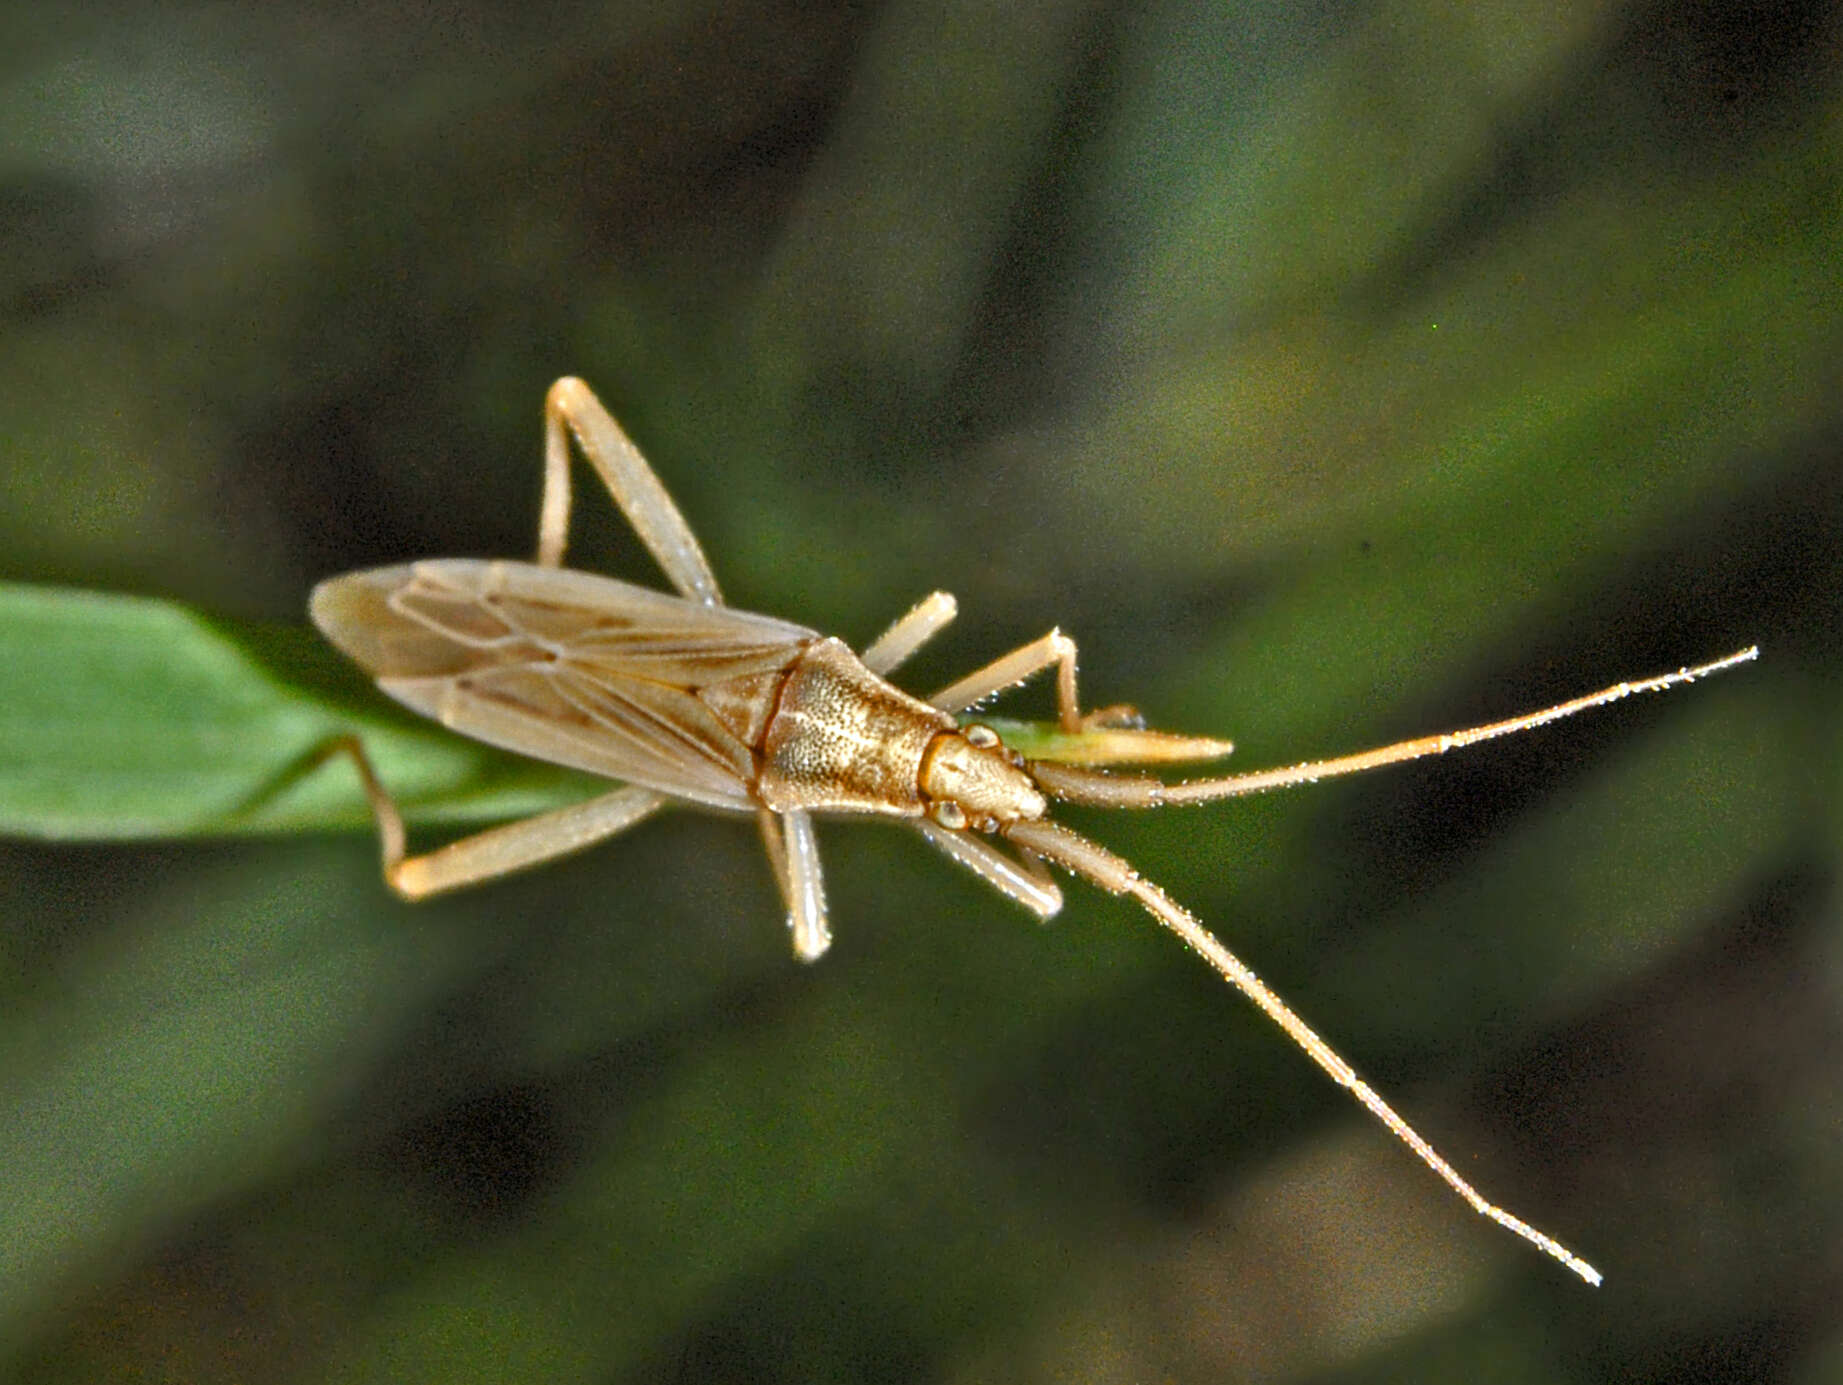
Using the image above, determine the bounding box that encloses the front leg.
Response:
[929,630,1235,767]
[927,628,1086,730]
[928,628,1148,733]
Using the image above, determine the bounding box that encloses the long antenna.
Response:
[1003,816,1604,1285]
[1030,647,1759,808]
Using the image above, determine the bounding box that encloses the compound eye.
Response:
[930,801,968,830]
[964,724,1000,749]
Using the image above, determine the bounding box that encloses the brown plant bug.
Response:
[311,375,1758,1285]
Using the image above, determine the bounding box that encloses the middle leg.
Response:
[862,590,957,676]
[759,808,832,961]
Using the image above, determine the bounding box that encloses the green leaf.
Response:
[0,583,598,840]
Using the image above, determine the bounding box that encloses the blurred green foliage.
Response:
[2,3,1840,1383]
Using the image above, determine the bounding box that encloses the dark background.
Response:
[2,3,1839,1381]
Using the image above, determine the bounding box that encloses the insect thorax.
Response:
[757,638,953,816]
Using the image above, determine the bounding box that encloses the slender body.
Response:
[312,376,1757,1285]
